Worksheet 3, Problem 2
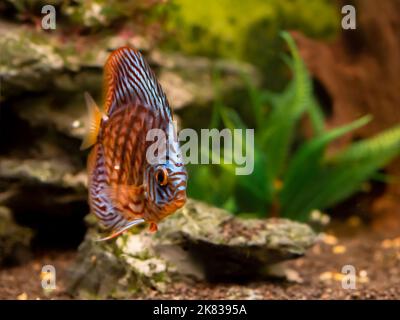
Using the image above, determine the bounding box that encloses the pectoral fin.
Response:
[95,185,146,241]
[96,218,145,241]
[102,184,144,213]
[80,92,104,150]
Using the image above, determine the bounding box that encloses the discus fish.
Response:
[81,47,187,241]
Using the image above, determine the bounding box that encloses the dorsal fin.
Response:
[80,92,104,150]
[103,47,172,119]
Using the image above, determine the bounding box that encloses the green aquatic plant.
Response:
[187,32,400,221]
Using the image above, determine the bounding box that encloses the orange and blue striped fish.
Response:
[81,47,187,241]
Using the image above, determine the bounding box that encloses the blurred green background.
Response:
[165,0,339,90]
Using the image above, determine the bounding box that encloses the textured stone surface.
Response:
[0,158,86,189]
[0,206,33,266]
[67,199,316,298]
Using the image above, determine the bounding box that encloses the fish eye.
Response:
[155,167,168,186]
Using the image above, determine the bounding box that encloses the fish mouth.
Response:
[154,191,186,218]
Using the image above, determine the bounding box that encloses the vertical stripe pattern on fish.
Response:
[82,47,187,240]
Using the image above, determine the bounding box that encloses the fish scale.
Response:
[82,47,187,240]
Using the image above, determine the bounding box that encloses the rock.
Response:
[151,50,260,110]
[0,206,33,266]
[151,51,260,130]
[154,200,316,279]
[0,156,88,248]
[5,49,259,140]
[67,199,316,298]
[0,22,65,97]
[0,158,86,190]
[0,145,88,247]
[15,91,95,140]
[0,18,260,131]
